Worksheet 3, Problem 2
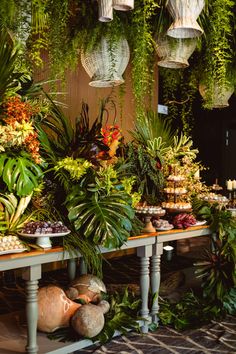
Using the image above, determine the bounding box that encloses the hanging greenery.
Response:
[127,0,159,115]
[199,0,235,109]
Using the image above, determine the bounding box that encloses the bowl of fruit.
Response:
[19,221,70,249]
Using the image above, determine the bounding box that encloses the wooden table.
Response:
[0,225,211,354]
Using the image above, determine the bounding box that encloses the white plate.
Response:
[18,231,70,238]
[194,220,207,226]
[156,225,174,231]
[0,248,27,255]
[18,231,70,249]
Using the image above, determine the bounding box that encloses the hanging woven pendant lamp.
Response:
[98,0,113,22]
[156,37,197,68]
[166,0,205,38]
[199,83,234,109]
[81,37,130,87]
[112,0,134,11]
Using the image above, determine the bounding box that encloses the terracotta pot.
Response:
[71,301,110,338]
[166,0,205,38]
[81,37,130,87]
[156,37,197,68]
[98,0,113,22]
[199,83,234,109]
[113,0,134,11]
[66,274,106,303]
[37,286,80,333]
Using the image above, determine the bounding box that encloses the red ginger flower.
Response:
[101,124,122,147]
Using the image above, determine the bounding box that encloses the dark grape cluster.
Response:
[22,221,69,234]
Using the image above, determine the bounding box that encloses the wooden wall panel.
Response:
[35,60,159,141]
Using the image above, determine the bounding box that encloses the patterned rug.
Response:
[80,316,236,354]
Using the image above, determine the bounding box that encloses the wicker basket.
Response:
[98,0,113,22]
[81,37,130,87]
[166,0,205,38]
[113,0,134,11]
[199,83,234,109]
[155,37,197,68]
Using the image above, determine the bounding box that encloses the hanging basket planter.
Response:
[98,0,113,22]
[166,0,205,39]
[112,0,134,11]
[199,83,234,109]
[155,37,197,69]
[81,37,130,88]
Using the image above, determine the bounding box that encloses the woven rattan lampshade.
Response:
[156,37,197,68]
[81,37,130,88]
[199,83,234,109]
[166,0,205,38]
[112,0,134,11]
[98,0,113,22]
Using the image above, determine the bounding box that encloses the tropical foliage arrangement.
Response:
[0,0,235,343]
[0,28,141,273]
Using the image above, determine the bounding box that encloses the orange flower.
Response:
[3,96,38,125]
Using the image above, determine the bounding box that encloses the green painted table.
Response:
[0,225,211,354]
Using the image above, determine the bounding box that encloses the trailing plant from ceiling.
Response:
[127,0,159,115]
[158,67,183,127]
[199,0,235,109]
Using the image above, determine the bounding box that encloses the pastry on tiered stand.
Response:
[135,204,166,233]
[201,193,228,206]
[163,174,192,213]
[162,201,192,212]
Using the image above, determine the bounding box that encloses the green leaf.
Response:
[67,191,135,249]
[0,153,43,197]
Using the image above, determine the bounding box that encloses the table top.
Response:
[0,225,210,263]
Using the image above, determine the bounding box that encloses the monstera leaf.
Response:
[0,153,43,197]
[68,191,135,249]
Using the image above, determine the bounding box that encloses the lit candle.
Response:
[233,180,236,190]
[227,179,233,190]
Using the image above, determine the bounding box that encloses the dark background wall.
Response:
[192,94,236,190]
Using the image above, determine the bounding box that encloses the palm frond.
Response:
[0,29,22,102]
[130,110,176,147]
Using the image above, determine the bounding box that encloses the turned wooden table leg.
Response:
[22,265,41,354]
[151,243,163,324]
[137,245,152,333]
[79,257,87,275]
[67,258,77,281]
